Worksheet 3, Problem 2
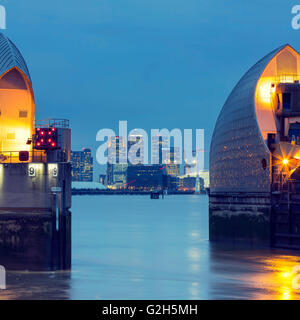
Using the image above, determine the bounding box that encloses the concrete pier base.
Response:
[209,193,271,246]
[0,210,71,271]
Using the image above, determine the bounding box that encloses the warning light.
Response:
[34,127,59,150]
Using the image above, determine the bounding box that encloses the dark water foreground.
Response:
[0,195,300,300]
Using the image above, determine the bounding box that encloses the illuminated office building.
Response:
[163,146,180,177]
[151,135,168,165]
[71,148,93,182]
[107,136,127,187]
[127,165,163,191]
[128,132,144,165]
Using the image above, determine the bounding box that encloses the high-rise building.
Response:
[71,148,93,182]
[108,136,127,164]
[152,136,181,170]
[163,146,180,177]
[151,135,168,165]
[107,136,127,188]
[128,132,144,165]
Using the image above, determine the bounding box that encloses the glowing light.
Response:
[283,159,289,165]
[48,163,58,176]
[28,163,44,176]
[258,79,274,104]
[281,271,292,279]
[279,75,295,83]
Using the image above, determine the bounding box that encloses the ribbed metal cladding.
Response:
[209,45,287,193]
[0,33,31,81]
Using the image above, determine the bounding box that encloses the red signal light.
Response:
[35,127,58,150]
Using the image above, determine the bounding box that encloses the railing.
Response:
[0,150,47,163]
[275,74,300,84]
[35,118,69,129]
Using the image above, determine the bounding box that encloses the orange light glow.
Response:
[257,78,275,105]
[0,68,35,161]
[283,159,289,165]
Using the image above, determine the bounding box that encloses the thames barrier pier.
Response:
[0,34,71,270]
[210,44,300,248]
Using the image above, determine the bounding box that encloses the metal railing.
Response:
[275,74,300,84]
[0,150,47,163]
[35,118,69,129]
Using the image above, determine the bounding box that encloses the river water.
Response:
[1,195,300,300]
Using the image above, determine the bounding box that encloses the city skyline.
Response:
[2,1,298,178]
[0,0,299,303]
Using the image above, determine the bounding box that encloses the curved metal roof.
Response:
[209,44,289,193]
[0,33,31,82]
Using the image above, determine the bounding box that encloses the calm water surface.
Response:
[1,195,300,300]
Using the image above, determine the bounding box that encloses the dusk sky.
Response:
[2,0,300,175]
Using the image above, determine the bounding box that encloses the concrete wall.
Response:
[209,192,272,246]
[0,162,71,210]
[0,210,71,271]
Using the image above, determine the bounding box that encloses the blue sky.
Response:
[2,0,300,176]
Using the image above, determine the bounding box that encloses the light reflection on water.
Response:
[1,195,300,300]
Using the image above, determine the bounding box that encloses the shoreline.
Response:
[72,189,207,196]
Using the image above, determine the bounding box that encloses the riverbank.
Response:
[71,189,206,195]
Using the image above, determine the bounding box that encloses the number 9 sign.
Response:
[28,166,36,177]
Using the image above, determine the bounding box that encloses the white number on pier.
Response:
[53,167,58,177]
[28,166,35,177]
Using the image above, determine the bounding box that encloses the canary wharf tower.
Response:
[210,45,300,248]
